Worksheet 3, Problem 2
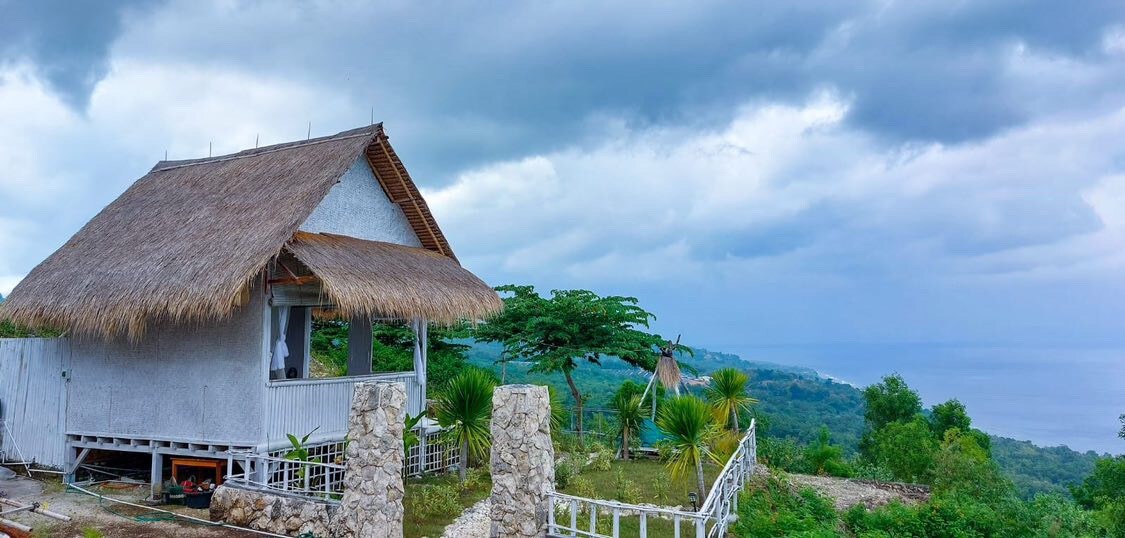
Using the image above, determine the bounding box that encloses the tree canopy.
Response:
[472,285,663,443]
[862,374,922,430]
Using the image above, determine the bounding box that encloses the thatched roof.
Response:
[1,125,495,339]
[284,232,501,324]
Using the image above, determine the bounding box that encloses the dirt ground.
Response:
[0,474,254,538]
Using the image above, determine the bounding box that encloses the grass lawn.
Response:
[403,471,490,538]
[401,458,722,537]
[556,458,722,508]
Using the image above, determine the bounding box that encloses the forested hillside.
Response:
[991,436,1101,497]
[465,342,1102,498]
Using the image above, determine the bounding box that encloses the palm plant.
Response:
[656,395,719,497]
[611,393,644,460]
[434,368,496,482]
[704,368,758,433]
[546,386,569,434]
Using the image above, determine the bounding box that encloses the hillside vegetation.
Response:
[466,342,1103,498]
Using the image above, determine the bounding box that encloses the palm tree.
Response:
[656,395,719,497]
[434,369,496,482]
[704,368,757,433]
[612,393,644,460]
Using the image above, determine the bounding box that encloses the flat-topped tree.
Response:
[474,285,662,446]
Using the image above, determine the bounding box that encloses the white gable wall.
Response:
[299,157,422,247]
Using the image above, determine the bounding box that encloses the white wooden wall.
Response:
[0,338,69,468]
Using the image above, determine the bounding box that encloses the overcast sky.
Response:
[2,0,1125,351]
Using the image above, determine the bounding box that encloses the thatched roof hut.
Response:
[1,125,501,338]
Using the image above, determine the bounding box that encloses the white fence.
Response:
[0,338,70,468]
[226,451,347,500]
[264,371,424,445]
[697,420,757,538]
[548,493,709,538]
[405,428,459,477]
[227,426,457,500]
[547,420,757,538]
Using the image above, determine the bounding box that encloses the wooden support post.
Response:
[347,314,373,376]
[150,451,163,500]
[65,447,89,484]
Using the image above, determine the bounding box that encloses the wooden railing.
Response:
[547,420,757,538]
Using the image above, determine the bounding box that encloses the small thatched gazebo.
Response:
[0,125,501,491]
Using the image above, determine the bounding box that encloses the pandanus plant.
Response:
[656,395,719,497]
[611,393,644,460]
[434,369,496,482]
[704,368,758,433]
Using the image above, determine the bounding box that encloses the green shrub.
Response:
[804,426,852,477]
[734,475,838,537]
[1028,493,1104,537]
[462,466,489,491]
[0,320,61,338]
[590,446,614,472]
[571,475,596,498]
[555,459,576,489]
[843,501,925,536]
[614,470,641,504]
[851,460,895,482]
[411,484,462,521]
[556,433,581,453]
[757,436,805,472]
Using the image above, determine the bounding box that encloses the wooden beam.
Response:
[267,275,318,286]
[374,137,446,256]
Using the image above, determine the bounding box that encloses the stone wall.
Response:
[489,385,555,538]
[333,381,406,538]
[210,485,335,537]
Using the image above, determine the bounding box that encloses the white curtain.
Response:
[270,306,291,378]
[412,318,428,385]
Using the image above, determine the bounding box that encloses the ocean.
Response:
[721,343,1124,454]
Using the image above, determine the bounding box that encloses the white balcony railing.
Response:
[264,372,424,446]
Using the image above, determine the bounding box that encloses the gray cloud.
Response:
[0,0,158,109]
[80,0,1120,182]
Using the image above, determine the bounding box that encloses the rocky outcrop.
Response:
[489,385,554,538]
[334,381,407,538]
[786,473,931,511]
[210,485,335,537]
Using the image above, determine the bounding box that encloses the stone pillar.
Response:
[334,381,406,538]
[490,385,555,538]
